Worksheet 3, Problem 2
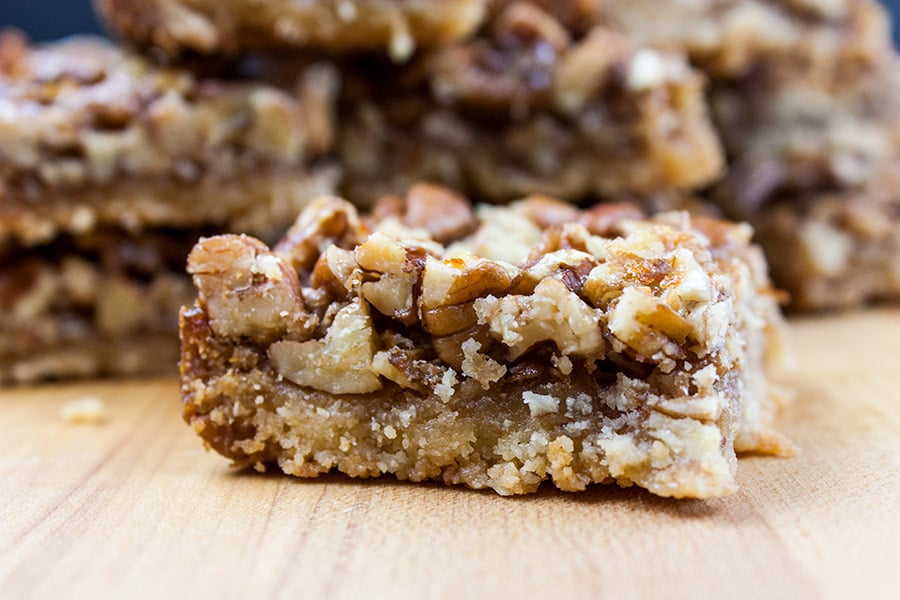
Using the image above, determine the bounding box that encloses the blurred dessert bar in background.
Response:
[603,0,900,310]
[711,58,900,310]
[337,2,724,205]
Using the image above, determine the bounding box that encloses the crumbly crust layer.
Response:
[181,184,790,497]
[96,0,488,61]
[339,3,723,204]
[1,165,339,247]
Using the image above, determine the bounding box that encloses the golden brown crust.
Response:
[180,185,790,498]
[96,0,488,61]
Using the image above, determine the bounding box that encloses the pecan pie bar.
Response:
[339,2,724,205]
[1,228,196,382]
[180,184,790,498]
[710,55,900,309]
[0,33,338,246]
[96,0,488,61]
[0,33,338,381]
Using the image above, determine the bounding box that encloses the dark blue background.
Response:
[1,0,899,43]
[1,1,103,40]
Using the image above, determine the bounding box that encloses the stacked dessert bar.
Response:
[5,0,897,495]
[0,31,337,382]
[2,1,734,383]
[95,0,900,311]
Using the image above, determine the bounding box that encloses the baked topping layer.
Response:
[181,184,790,497]
[190,186,753,383]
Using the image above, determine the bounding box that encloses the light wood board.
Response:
[1,310,899,599]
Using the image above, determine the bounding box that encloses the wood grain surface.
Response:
[1,310,899,599]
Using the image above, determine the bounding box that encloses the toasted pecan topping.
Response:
[187,184,762,391]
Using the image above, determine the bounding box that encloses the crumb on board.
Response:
[60,396,106,424]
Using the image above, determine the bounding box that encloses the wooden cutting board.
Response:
[1,310,899,599]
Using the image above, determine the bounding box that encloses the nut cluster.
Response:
[189,184,752,396]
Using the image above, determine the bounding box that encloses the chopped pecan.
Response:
[275,196,365,273]
[269,299,381,395]
[356,232,427,325]
[606,286,693,358]
[580,203,644,237]
[188,234,310,343]
[372,347,445,393]
[421,301,479,337]
[310,245,360,298]
[420,254,521,309]
[516,194,580,229]
[475,277,606,360]
[403,183,476,244]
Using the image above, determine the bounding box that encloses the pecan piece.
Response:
[403,183,476,244]
[188,234,310,343]
[269,299,381,395]
[275,196,365,273]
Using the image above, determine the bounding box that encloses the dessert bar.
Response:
[1,228,195,382]
[0,34,337,246]
[339,2,724,204]
[710,53,900,309]
[181,184,790,498]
